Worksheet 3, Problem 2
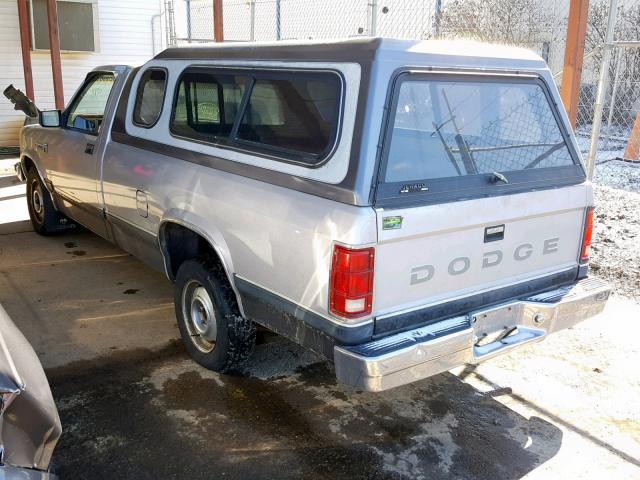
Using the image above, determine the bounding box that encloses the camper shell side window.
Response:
[169,67,344,167]
[133,68,168,128]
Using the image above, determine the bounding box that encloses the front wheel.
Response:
[174,256,256,372]
[26,168,69,235]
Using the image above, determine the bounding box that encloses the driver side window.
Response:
[66,72,115,134]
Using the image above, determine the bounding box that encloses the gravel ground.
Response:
[591,160,640,302]
[593,158,640,192]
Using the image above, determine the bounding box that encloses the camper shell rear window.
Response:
[375,72,586,206]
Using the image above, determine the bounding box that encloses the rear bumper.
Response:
[334,277,611,392]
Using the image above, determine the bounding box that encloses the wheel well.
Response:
[22,156,35,173]
[160,222,225,282]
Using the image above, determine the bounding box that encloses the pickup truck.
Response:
[9,38,611,391]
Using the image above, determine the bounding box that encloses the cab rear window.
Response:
[376,73,585,206]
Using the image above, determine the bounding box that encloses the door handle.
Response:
[36,143,48,152]
[85,143,95,155]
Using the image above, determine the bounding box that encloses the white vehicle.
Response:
[11,38,610,391]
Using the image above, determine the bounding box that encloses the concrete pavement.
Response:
[1,156,639,479]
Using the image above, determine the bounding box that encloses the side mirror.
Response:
[39,110,61,128]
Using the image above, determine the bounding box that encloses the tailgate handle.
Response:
[484,224,505,243]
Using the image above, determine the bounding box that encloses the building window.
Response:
[133,69,167,128]
[30,0,98,53]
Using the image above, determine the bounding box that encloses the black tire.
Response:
[25,168,69,235]
[174,255,256,372]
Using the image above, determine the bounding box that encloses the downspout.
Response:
[151,12,161,55]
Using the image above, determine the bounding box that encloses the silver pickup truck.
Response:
[12,38,610,391]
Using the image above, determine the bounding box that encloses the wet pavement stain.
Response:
[47,337,563,480]
[64,250,86,256]
[63,242,78,249]
[122,289,140,295]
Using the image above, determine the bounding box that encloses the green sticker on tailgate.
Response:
[382,216,403,230]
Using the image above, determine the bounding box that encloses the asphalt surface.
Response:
[1,157,639,479]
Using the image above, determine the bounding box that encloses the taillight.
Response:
[330,244,375,319]
[580,207,594,263]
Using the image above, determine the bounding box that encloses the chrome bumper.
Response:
[334,277,611,392]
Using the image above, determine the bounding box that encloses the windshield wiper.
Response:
[491,171,509,184]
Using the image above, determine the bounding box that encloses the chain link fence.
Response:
[575,0,640,165]
[169,0,571,74]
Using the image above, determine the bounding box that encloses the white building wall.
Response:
[0,0,163,147]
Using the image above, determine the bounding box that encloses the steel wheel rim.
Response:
[182,280,217,353]
[31,179,44,222]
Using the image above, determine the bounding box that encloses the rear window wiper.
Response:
[491,171,509,184]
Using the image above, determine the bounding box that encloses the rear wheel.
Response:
[26,168,69,235]
[174,255,256,372]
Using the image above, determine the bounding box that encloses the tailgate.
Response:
[371,71,588,327]
[374,185,587,318]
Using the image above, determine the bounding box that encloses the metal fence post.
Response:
[276,0,281,40]
[587,0,619,179]
[249,0,255,41]
[434,0,442,38]
[186,0,192,43]
[604,46,623,146]
[369,0,377,36]
[165,0,176,46]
